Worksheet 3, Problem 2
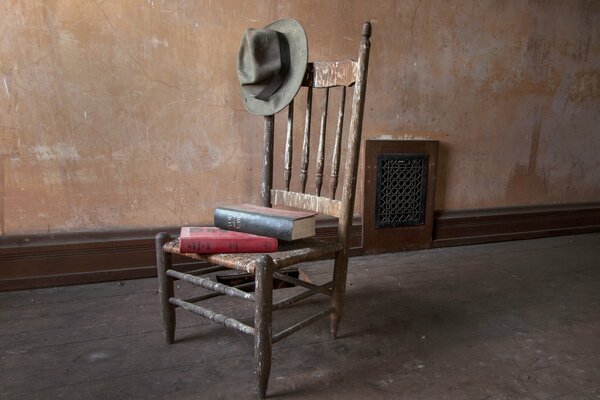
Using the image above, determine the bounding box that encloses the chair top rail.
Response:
[302,60,357,88]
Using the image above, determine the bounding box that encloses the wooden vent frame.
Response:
[363,139,439,254]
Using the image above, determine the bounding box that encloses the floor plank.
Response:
[1,233,599,399]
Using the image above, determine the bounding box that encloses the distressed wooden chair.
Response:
[155,22,371,398]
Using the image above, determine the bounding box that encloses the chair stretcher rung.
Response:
[167,269,255,301]
[272,308,332,344]
[273,281,334,311]
[185,265,228,276]
[183,281,256,304]
[273,272,332,295]
[169,297,255,335]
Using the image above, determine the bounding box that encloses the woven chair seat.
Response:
[164,237,343,274]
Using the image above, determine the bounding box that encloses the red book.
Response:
[179,227,278,254]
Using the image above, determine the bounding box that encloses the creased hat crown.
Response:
[236,19,307,116]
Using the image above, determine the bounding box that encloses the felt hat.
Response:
[237,19,308,116]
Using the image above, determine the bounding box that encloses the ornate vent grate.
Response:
[375,154,428,228]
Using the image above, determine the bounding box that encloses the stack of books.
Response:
[179,204,317,254]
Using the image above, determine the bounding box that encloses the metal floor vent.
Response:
[375,154,429,228]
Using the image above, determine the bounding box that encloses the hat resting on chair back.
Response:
[237,19,308,116]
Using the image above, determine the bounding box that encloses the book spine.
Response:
[180,237,277,254]
[214,208,294,241]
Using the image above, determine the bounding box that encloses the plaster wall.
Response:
[1,0,598,235]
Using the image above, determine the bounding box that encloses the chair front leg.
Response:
[155,232,176,344]
[254,255,274,399]
[330,250,349,339]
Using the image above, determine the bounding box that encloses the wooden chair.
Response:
[155,22,372,398]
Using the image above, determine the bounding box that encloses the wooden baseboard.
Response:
[433,202,600,247]
[3,203,599,291]
[0,217,362,292]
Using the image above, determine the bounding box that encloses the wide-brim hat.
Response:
[237,19,308,116]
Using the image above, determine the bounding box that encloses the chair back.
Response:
[260,22,372,249]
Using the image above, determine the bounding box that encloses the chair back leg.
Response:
[156,232,176,344]
[329,251,349,338]
[254,255,274,398]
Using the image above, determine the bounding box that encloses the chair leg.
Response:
[254,255,274,399]
[330,251,349,339]
[155,232,176,345]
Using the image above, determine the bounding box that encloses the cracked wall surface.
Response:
[0,0,599,235]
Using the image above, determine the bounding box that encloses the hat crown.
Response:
[237,29,283,86]
[237,19,307,116]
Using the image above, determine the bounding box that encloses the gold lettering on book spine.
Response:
[227,216,242,230]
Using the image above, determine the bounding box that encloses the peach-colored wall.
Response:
[1,0,598,235]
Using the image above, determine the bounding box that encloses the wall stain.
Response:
[477,67,561,100]
[572,23,592,62]
[526,37,551,80]
[506,107,549,204]
[568,70,600,103]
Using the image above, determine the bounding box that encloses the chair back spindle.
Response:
[315,87,329,196]
[283,100,294,191]
[330,86,346,198]
[299,87,313,194]
[260,114,275,207]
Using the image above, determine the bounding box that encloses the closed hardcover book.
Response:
[214,204,317,241]
[179,227,278,254]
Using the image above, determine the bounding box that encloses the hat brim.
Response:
[240,19,308,116]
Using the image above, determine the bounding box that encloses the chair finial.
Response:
[362,21,372,38]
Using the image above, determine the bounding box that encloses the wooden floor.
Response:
[1,233,599,399]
